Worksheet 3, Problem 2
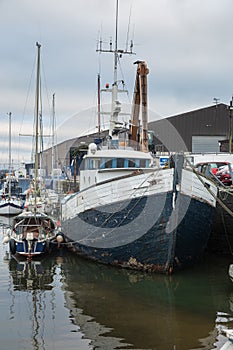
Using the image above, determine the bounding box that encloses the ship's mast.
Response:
[130,61,149,151]
[8,112,12,197]
[97,74,101,137]
[111,0,119,136]
[96,0,135,140]
[8,112,12,174]
[35,42,41,198]
[52,93,55,186]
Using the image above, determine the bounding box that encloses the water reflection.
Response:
[2,218,233,350]
[59,254,233,350]
[8,257,54,291]
[5,255,56,350]
[0,214,13,230]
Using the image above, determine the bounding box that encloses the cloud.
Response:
[0,0,233,163]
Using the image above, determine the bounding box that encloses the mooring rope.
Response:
[185,157,233,218]
[220,207,233,256]
[60,169,161,245]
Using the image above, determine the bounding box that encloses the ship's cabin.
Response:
[79,143,153,190]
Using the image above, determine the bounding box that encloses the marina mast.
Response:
[96,0,135,139]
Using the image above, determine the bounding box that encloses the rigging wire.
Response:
[19,55,37,135]
[62,169,161,245]
[125,4,132,52]
[18,54,37,164]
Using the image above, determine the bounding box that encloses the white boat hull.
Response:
[0,200,23,215]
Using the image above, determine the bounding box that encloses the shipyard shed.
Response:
[40,103,231,176]
[148,103,230,153]
[40,130,108,177]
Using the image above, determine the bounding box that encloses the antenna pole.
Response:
[115,0,118,54]
[97,74,101,137]
[96,0,135,139]
[110,0,119,136]
[125,5,132,52]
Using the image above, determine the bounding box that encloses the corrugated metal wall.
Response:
[192,136,222,153]
[148,103,229,152]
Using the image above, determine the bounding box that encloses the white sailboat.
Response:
[5,43,63,258]
[0,112,24,216]
[23,45,59,215]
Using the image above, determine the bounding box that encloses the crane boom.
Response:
[130,61,149,151]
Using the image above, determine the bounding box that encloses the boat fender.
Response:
[2,228,11,244]
[56,230,64,248]
[56,234,64,243]
[9,239,16,255]
[3,235,10,244]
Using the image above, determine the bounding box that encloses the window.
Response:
[140,159,146,168]
[97,157,150,169]
[105,159,112,168]
[90,158,100,169]
[117,158,124,168]
[85,158,100,169]
[128,159,136,167]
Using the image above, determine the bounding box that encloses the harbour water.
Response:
[0,216,233,350]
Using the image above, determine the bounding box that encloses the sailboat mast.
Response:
[97,75,101,137]
[35,42,41,190]
[8,112,12,174]
[52,93,55,184]
[8,112,12,198]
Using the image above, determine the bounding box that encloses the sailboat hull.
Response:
[0,201,23,215]
[10,239,47,257]
[8,210,57,258]
[0,177,26,216]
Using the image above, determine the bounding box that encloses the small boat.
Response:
[24,178,59,215]
[0,175,25,215]
[0,113,25,216]
[60,1,218,274]
[22,72,59,217]
[6,210,58,258]
[3,42,64,258]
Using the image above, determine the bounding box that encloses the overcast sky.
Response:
[0,0,233,165]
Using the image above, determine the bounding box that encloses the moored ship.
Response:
[60,0,218,274]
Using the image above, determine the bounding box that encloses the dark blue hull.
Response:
[8,210,58,258]
[62,191,215,274]
[9,238,51,257]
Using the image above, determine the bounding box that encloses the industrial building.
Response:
[40,103,232,177]
[149,103,231,153]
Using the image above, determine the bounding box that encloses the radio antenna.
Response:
[125,5,132,52]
